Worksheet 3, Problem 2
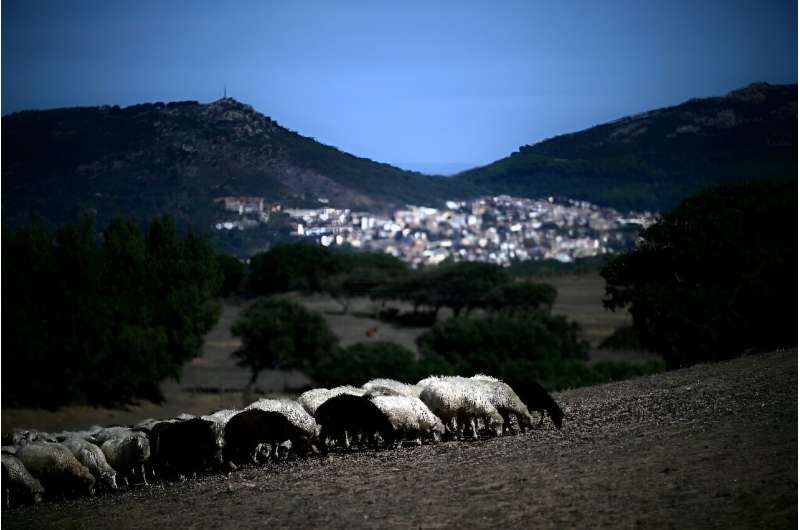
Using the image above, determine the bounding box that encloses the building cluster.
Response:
[215,195,656,267]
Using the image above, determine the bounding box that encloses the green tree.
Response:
[312,341,419,387]
[230,298,338,395]
[2,213,223,408]
[483,281,558,315]
[601,180,797,369]
[216,253,246,297]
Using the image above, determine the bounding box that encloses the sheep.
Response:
[15,442,95,499]
[61,437,118,491]
[467,376,535,435]
[314,394,395,452]
[2,429,51,447]
[148,418,220,480]
[201,409,239,468]
[514,379,565,429]
[246,399,319,438]
[99,430,151,487]
[363,378,424,398]
[298,385,366,416]
[368,395,445,445]
[418,377,504,440]
[2,454,45,508]
[471,374,564,429]
[224,409,312,465]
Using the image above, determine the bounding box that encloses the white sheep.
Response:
[418,377,504,440]
[362,378,424,398]
[298,385,366,416]
[469,375,535,434]
[368,395,445,445]
[245,398,319,439]
[61,437,118,491]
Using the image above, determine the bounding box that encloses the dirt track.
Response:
[3,349,796,529]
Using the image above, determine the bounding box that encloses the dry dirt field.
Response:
[3,349,796,529]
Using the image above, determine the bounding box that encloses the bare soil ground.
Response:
[3,349,796,529]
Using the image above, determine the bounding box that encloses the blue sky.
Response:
[2,0,797,173]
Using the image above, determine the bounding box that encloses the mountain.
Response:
[2,97,471,228]
[455,82,797,212]
[3,83,796,231]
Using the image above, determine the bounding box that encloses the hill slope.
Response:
[2,349,795,528]
[2,98,469,228]
[456,82,798,211]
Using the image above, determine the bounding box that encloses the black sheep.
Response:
[149,418,219,479]
[517,380,564,429]
[314,394,395,451]
[224,409,311,465]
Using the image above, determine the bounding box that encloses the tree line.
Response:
[3,214,223,408]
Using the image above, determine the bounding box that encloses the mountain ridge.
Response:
[454,82,797,211]
[2,82,796,230]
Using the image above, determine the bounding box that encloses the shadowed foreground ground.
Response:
[3,349,796,529]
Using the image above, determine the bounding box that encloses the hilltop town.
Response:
[214,195,655,266]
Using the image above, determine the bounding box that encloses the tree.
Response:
[311,341,419,387]
[247,242,341,294]
[483,281,558,315]
[601,180,797,369]
[2,213,223,408]
[230,298,338,396]
[416,313,590,392]
[216,253,246,297]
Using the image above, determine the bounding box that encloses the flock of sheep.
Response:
[2,374,563,508]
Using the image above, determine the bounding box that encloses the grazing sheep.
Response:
[2,429,51,447]
[61,437,118,491]
[224,409,312,465]
[369,395,445,445]
[419,377,504,440]
[93,426,137,444]
[469,375,535,434]
[15,442,95,498]
[246,398,320,441]
[515,380,564,429]
[148,418,219,479]
[2,454,45,508]
[363,378,424,398]
[314,394,395,451]
[201,409,239,467]
[298,385,366,416]
[99,430,151,487]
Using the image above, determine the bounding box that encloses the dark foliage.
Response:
[246,242,408,297]
[417,313,590,391]
[601,180,798,368]
[372,261,511,317]
[215,254,246,297]
[598,325,646,351]
[230,298,339,386]
[312,341,420,387]
[483,281,558,315]
[2,214,222,408]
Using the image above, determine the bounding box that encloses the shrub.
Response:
[417,313,589,377]
[602,180,797,368]
[311,341,420,387]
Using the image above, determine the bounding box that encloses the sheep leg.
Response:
[516,414,527,434]
[140,464,149,486]
[538,411,545,427]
